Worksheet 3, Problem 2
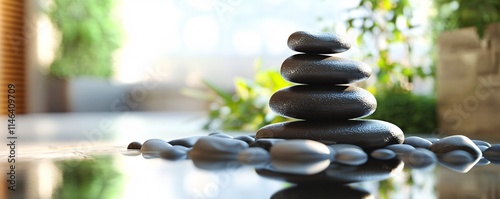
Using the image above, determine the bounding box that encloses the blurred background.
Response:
[1,1,500,199]
[1,0,499,137]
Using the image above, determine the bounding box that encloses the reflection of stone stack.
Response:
[256,31,404,150]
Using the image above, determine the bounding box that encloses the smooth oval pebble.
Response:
[209,132,233,139]
[328,144,361,158]
[425,138,440,143]
[188,136,248,160]
[269,85,376,120]
[250,138,285,151]
[385,144,416,155]
[234,135,255,145]
[371,149,396,160]
[270,140,331,162]
[441,150,474,165]
[476,157,491,166]
[429,135,482,159]
[140,139,172,153]
[406,148,436,169]
[160,145,189,160]
[168,136,202,148]
[478,145,489,152]
[404,136,432,149]
[237,147,270,167]
[271,159,331,175]
[281,54,371,85]
[328,144,363,150]
[484,144,500,163]
[256,119,404,149]
[335,148,368,166]
[287,31,351,54]
[127,141,142,150]
[472,140,491,147]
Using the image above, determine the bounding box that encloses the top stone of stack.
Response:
[287,31,351,54]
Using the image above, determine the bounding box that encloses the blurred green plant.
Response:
[368,87,437,133]
[183,60,293,131]
[320,0,437,133]
[322,0,434,92]
[53,156,123,199]
[432,0,500,38]
[47,0,122,78]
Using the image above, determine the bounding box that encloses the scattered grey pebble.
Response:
[476,157,491,166]
[429,135,482,159]
[250,138,285,151]
[385,144,415,155]
[335,148,368,166]
[271,159,331,175]
[424,138,440,143]
[234,135,255,145]
[188,136,248,160]
[441,150,475,165]
[484,144,500,163]
[371,149,396,160]
[478,145,489,152]
[168,136,202,148]
[472,140,491,148]
[209,132,233,139]
[140,139,172,153]
[127,141,142,150]
[237,147,270,168]
[160,145,190,160]
[404,136,432,149]
[328,144,363,151]
[270,140,331,162]
[405,148,436,169]
[142,152,161,159]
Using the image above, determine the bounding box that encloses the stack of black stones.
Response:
[127,31,500,186]
[256,31,405,150]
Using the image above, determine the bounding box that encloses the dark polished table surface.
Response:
[1,112,499,199]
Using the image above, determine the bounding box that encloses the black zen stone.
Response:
[404,136,432,149]
[256,158,403,184]
[160,145,189,160]
[249,138,285,151]
[404,148,436,169]
[429,135,482,159]
[127,141,142,150]
[271,185,372,199]
[168,136,202,148]
[385,144,416,155]
[269,85,376,120]
[441,150,474,165]
[256,119,404,150]
[280,54,372,85]
[472,140,491,147]
[208,132,233,139]
[237,147,270,167]
[371,149,396,160]
[140,139,172,153]
[335,147,368,166]
[484,144,500,163]
[188,136,248,160]
[287,31,351,54]
[234,135,255,145]
[270,140,331,162]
